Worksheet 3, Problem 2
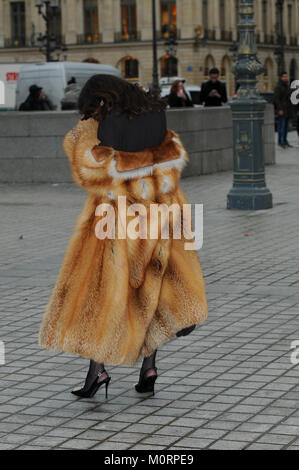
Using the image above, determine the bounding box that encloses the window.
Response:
[49,0,62,44]
[161,54,178,77]
[220,0,226,33]
[83,0,100,43]
[235,0,239,27]
[10,1,26,46]
[160,0,177,39]
[203,0,208,29]
[288,3,293,36]
[122,56,139,79]
[262,0,268,34]
[121,0,137,40]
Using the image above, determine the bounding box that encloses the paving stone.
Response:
[1,136,299,449]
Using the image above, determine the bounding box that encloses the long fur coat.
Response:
[39,118,208,365]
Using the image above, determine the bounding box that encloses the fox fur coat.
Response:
[39,118,208,365]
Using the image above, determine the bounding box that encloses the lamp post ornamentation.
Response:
[35,0,67,62]
[227,0,273,211]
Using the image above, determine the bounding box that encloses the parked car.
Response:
[16,62,123,111]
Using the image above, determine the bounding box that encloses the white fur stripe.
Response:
[107,156,186,181]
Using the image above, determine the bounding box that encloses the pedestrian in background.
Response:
[167,80,193,108]
[200,68,228,107]
[19,84,55,111]
[274,71,293,148]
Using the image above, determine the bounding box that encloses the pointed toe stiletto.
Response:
[176,324,196,337]
[135,367,158,395]
[72,371,111,399]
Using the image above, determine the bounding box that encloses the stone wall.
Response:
[0,105,275,183]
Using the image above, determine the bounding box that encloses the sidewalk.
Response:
[0,132,299,450]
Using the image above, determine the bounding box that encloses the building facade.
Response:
[0,0,298,95]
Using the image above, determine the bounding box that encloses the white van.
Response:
[16,62,123,111]
[0,63,32,111]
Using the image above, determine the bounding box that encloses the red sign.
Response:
[6,72,19,81]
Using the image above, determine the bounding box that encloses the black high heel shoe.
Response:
[176,325,196,337]
[72,371,111,399]
[135,367,158,395]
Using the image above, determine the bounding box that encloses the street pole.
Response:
[227,0,273,211]
[36,0,60,62]
[45,1,51,62]
[152,0,160,97]
[276,0,285,76]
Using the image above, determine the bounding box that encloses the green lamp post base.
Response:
[227,187,273,211]
[227,0,273,211]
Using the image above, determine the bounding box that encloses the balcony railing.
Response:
[204,29,216,40]
[290,36,298,46]
[114,31,141,42]
[159,26,180,40]
[4,37,26,48]
[220,30,232,41]
[264,34,274,44]
[77,33,102,45]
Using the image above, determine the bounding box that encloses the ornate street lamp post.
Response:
[275,0,286,76]
[35,0,59,62]
[151,0,160,97]
[227,0,273,210]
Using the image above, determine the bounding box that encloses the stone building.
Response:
[0,0,298,95]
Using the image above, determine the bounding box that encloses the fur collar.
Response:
[63,118,189,196]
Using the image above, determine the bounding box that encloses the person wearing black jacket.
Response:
[167,80,193,108]
[274,72,293,148]
[19,84,55,111]
[200,68,228,107]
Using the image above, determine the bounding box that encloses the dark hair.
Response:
[280,71,288,77]
[170,79,185,94]
[209,68,220,75]
[78,74,167,122]
[67,76,76,85]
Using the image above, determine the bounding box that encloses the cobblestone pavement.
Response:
[0,133,299,450]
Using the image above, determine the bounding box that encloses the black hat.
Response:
[29,84,42,94]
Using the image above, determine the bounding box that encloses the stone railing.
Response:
[0,105,275,183]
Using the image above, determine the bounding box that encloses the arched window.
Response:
[161,54,178,77]
[83,57,100,64]
[204,55,216,79]
[122,56,139,79]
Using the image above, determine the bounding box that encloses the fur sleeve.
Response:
[63,119,114,191]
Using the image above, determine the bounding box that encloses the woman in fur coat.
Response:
[39,75,208,398]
